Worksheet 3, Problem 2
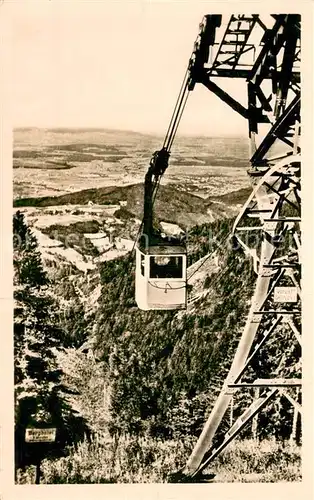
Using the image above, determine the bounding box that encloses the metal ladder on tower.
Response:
[210,15,259,72]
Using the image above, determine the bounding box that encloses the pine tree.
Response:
[13,211,47,288]
[13,212,89,471]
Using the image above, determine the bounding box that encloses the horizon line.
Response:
[13,126,247,139]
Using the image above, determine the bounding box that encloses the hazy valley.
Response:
[13,128,250,201]
[14,128,251,273]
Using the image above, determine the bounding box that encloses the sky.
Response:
[3,0,299,136]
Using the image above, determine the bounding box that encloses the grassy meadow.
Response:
[16,436,301,484]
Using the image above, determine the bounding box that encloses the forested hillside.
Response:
[13,212,301,483]
[14,184,251,229]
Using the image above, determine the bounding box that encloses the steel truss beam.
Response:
[179,13,301,481]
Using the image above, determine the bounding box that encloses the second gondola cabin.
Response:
[135,235,187,310]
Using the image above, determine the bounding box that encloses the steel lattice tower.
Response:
[181,14,301,479]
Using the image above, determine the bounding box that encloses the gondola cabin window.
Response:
[149,256,183,279]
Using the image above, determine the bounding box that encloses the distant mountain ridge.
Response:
[14,127,155,139]
[14,126,246,139]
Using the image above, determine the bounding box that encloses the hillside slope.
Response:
[14,184,250,228]
[14,210,301,483]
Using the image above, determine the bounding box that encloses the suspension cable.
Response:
[168,90,190,150]
[187,232,231,280]
[163,67,190,150]
[145,231,232,292]
[162,17,210,152]
[163,70,191,151]
[126,21,205,259]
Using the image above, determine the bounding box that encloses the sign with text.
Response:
[25,428,57,443]
[274,286,298,303]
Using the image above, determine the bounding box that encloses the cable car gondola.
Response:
[135,236,187,311]
[135,15,221,311]
[135,149,187,310]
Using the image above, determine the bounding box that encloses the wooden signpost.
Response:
[25,427,57,484]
